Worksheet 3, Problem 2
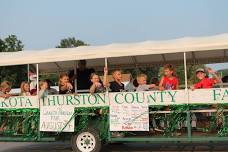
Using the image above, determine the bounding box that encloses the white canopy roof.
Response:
[1,33,228,73]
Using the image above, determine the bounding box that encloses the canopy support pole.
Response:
[36,64,39,95]
[184,52,188,91]
[105,57,112,140]
[36,63,41,140]
[105,58,108,90]
[27,64,30,82]
[105,58,108,69]
[74,61,78,93]
[184,52,191,139]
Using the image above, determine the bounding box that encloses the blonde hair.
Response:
[20,81,29,94]
[0,81,11,89]
[39,80,47,89]
[137,74,147,82]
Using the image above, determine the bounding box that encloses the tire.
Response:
[71,128,101,152]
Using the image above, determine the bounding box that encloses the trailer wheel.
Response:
[71,128,101,152]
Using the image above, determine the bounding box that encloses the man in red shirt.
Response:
[193,68,221,89]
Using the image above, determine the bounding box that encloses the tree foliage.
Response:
[0,35,24,52]
[56,37,87,48]
[0,35,26,88]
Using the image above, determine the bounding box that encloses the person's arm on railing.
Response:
[89,83,97,94]
[159,76,164,91]
[0,94,11,98]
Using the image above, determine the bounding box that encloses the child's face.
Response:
[196,72,206,80]
[113,71,122,81]
[24,83,30,92]
[164,68,173,77]
[41,82,48,90]
[138,77,147,85]
[1,87,11,94]
[91,75,100,83]
[61,76,69,84]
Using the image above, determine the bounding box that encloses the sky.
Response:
[1,0,228,70]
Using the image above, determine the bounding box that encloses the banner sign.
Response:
[0,88,228,109]
[40,93,109,107]
[143,90,187,105]
[109,92,149,131]
[189,88,228,104]
[40,105,74,132]
[0,96,38,109]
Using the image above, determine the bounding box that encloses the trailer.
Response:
[0,33,228,152]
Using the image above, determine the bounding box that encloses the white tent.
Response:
[0,33,228,73]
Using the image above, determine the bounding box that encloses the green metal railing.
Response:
[1,104,228,143]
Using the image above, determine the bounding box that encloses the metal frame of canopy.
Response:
[1,33,228,73]
[32,49,228,74]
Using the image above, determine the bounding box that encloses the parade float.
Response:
[0,34,228,152]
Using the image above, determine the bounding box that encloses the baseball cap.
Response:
[195,68,205,74]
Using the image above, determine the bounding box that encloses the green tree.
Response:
[0,35,26,88]
[218,69,228,78]
[56,37,87,48]
[0,39,6,51]
[0,35,23,52]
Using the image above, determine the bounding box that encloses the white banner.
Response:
[145,90,187,105]
[40,93,109,107]
[40,105,74,132]
[0,88,228,109]
[0,96,38,109]
[109,92,149,131]
[189,88,228,104]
